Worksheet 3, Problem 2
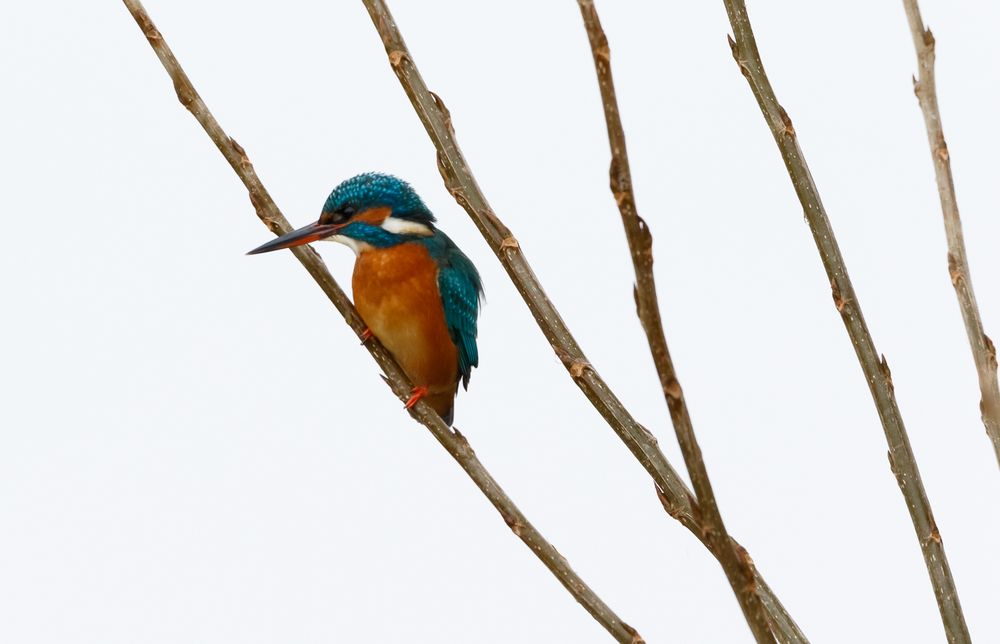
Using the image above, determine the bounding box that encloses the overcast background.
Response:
[2,1,999,642]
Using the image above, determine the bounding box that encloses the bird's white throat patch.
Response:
[326,235,372,255]
[381,216,432,237]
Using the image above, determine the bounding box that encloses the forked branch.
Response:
[361,1,805,641]
[576,2,774,641]
[901,0,1000,467]
[721,1,970,641]
[120,1,642,640]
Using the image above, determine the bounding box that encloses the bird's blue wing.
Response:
[431,233,483,390]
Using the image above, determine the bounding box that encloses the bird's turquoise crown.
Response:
[322,172,436,224]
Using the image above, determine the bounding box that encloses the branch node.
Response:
[635,422,659,447]
[173,79,196,110]
[568,359,590,379]
[727,35,751,79]
[388,49,408,68]
[935,140,950,162]
[499,236,520,251]
[947,253,964,287]
[429,91,454,134]
[608,157,630,191]
[622,623,645,644]
[880,354,894,394]
[734,540,753,567]
[502,510,526,537]
[435,150,450,182]
[923,517,942,545]
[665,379,682,401]
[830,279,852,313]
[984,334,997,369]
[655,484,687,521]
[229,137,251,167]
[448,185,467,203]
[777,104,795,137]
[923,27,936,50]
[247,190,279,233]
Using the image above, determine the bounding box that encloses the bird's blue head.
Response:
[248,173,436,255]
[322,173,435,225]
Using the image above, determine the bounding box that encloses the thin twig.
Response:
[902,0,1000,468]
[360,2,807,642]
[576,2,774,641]
[721,2,970,642]
[120,1,643,640]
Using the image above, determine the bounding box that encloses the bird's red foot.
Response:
[359,327,374,343]
[404,385,429,410]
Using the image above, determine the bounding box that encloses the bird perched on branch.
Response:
[248,173,483,425]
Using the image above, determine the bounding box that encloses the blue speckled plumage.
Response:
[323,173,436,224]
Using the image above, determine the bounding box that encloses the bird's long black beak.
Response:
[246,221,342,255]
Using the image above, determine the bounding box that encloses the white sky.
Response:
[2,1,999,642]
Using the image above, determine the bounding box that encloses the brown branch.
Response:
[361,1,807,642]
[120,1,644,641]
[902,1,1000,468]
[722,2,971,642]
[576,2,775,642]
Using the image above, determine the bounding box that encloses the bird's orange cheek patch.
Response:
[354,206,392,226]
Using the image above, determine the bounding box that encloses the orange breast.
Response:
[353,242,459,417]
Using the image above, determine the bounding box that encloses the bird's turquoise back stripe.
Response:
[423,230,482,389]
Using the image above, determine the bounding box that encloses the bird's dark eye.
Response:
[320,205,356,225]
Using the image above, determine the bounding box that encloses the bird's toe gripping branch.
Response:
[404,385,429,410]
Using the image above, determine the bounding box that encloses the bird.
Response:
[247,173,483,425]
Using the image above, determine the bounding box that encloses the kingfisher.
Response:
[248,173,483,425]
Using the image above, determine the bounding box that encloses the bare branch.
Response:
[902,0,1000,467]
[576,2,774,641]
[361,1,806,641]
[721,1,970,641]
[120,1,643,640]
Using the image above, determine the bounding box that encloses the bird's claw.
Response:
[359,327,374,344]
[404,385,429,410]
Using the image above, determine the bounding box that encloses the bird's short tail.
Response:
[423,389,456,426]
